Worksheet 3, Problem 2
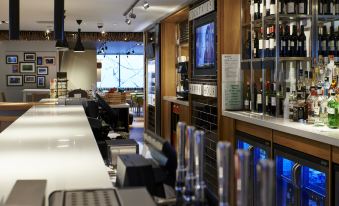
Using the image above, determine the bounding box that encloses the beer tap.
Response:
[217,141,233,206]
[184,126,196,204]
[257,159,275,206]
[194,130,206,205]
[176,122,187,204]
[235,150,251,206]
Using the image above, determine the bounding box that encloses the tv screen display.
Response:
[195,22,215,69]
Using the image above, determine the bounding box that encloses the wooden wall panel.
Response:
[162,101,172,141]
[273,131,331,161]
[332,146,339,164]
[179,105,190,124]
[236,120,272,141]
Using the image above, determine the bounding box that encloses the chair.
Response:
[136,95,144,116]
[68,89,88,98]
[0,92,6,102]
[96,93,119,129]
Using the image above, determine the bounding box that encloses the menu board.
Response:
[222,54,242,111]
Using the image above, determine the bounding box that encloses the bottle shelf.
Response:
[241,57,311,63]
[318,15,339,23]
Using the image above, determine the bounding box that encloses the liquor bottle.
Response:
[288,89,297,120]
[269,25,276,57]
[280,25,286,57]
[314,86,324,126]
[319,27,324,58]
[336,0,339,15]
[320,88,329,125]
[327,90,339,128]
[270,82,277,116]
[257,78,263,113]
[319,0,324,15]
[265,81,271,114]
[306,86,317,124]
[329,26,336,57]
[259,28,264,58]
[322,26,329,62]
[287,0,296,14]
[298,0,307,14]
[254,31,259,58]
[298,25,307,57]
[265,27,271,57]
[290,25,298,57]
[254,0,260,20]
[244,81,251,111]
[285,25,291,56]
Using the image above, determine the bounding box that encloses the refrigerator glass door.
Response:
[276,155,297,206]
[301,166,326,206]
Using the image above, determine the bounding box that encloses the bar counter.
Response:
[0,105,112,203]
[223,111,339,147]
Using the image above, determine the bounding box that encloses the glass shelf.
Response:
[241,57,311,63]
[318,15,339,23]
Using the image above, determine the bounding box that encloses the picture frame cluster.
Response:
[6,53,55,87]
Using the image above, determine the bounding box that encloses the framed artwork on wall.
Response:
[7,75,23,86]
[6,55,18,64]
[37,66,48,75]
[20,62,35,73]
[12,65,19,73]
[37,76,45,88]
[37,56,43,65]
[24,53,36,61]
[44,57,55,65]
[24,75,36,83]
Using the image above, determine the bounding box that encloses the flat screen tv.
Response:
[193,12,216,77]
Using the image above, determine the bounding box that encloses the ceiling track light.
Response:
[129,9,136,19]
[143,1,150,9]
[125,17,131,25]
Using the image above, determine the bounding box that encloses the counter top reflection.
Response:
[223,111,339,147]
[0,105,112,203]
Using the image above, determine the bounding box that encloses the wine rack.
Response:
[239,0,339,117]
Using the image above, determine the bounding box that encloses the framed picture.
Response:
[20,62,35,73]
[37,66,48,75]
[24,53,36,61]
[6,55,18,64]
[24,75,36,83]
[37,56,43,65]
[7,75,23,86]
[44,57,55,65]
[37,76,45,87]
[12,65,19,73]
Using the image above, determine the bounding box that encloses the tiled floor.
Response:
[129,111,144,143]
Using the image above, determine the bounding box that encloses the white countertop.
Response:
[0,105,112,203]
[223,111,339,147]
[163,96,189,107]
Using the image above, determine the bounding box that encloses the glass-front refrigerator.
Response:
[236,131,271,206]
[333,164,339,205]
[275,144,328,206]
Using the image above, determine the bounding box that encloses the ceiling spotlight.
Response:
[143,1,150,9]
[101,30,106,34]
[125,18,131,25]
[129,9,136,19]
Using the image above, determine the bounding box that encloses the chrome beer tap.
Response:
[257,159,275,206]
[176,122,187,204]
[194,130,206,205]
[184,126,196,204]
[235,149,251,206]
[217,141,233,206]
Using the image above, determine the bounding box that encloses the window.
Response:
[97,54,144,88]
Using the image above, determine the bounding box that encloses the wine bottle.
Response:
[298,25,307,57]
[329,26,336,57]
[330,0,335,15]
[265,81,271,114]
[270,0,276,15]
[336,26,339,62]
[246,31,251,59]
[279,0,285,14]
[266,0,271,16]
[257,78,263,113]
[265,27,271,57]
[336,0,339,15]
[259,28,264,58]
[254,31,259,58]
[285,25,291,56]
[319,26,324,58]
[271,82,277,116]
[323,0,329,15]
[298,0,307,14]
[244,81,251,111]
[287,0,296,14]
[280,25,286,56]
[322,26,329,62]
[319,0,324,15]
[254,0,260,20]
[269,25,276,57]
[259,0,264,18]
[290,25,298,56]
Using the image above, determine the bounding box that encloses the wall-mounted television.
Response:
[193,12,217,77]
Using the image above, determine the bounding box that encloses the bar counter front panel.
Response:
[0,105,113,202]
